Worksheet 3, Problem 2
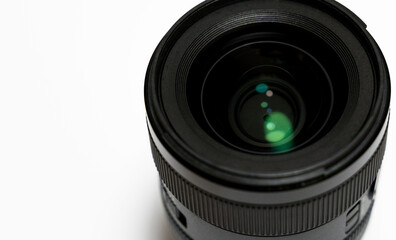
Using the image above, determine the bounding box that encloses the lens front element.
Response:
[201,42,332,154]
[228,67,301,152]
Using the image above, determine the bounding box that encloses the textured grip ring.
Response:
[150,133,386,237]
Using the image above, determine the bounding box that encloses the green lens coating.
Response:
[264,112,293,143]
[255,83,269,93]
[261,101,269,108]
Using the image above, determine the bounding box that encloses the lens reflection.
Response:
[264,112,293,143]
[256,83,269,93]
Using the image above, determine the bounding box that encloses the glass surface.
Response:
[194,39,335,154]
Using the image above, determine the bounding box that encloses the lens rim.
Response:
[144,0,391,189]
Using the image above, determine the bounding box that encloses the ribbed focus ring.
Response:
[150,133,386,236]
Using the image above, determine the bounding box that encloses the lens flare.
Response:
[255,83,269,93]
[266,90,274,97]
[266,122,276,130]
[264,112,293,143]
[266,131,286,142]
[261,101,269,108]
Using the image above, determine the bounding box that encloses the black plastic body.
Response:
[144,0,391,239]
[150,118,386,239]
[162,183,374,240]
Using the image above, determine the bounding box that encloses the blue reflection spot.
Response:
[255,83,269,93]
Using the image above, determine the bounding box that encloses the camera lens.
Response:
[145,0,391,239]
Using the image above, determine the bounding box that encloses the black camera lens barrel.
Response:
[150,122,387,239]
[144,0,391,239]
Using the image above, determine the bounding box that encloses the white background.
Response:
[0,0,394,239]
